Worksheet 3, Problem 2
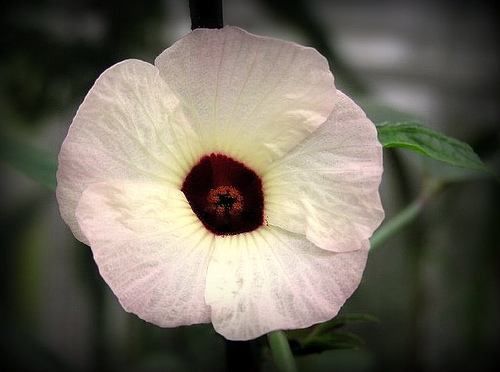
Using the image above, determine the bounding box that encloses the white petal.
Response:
[205,227,368,341]
[155,26,335,171]
[75,180,213,327]
[264,91,384,252]
[57,59,201,243]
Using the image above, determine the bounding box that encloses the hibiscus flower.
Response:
[56,26,384,341]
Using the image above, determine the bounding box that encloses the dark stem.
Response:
[225,340,260,372]
[189,0,223,30]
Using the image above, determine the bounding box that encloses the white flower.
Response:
[56,27,384,341]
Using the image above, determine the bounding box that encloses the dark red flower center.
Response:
[181,153,264,235]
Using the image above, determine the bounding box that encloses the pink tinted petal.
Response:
[76,181,213,327]
[264,91,384,252]
[57,59,200,243]
[205,227,368,341]
[155,26,335,170]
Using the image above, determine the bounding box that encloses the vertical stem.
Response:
[225,340,260,372]
[189,0,223,30]
[268,331,298,372]
[370,179,443,370]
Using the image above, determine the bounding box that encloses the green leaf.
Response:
[293,332,365,355]
[324,313,380,329]
[0,132,58,190]
[376,122,490,173]
[287,313,378,356]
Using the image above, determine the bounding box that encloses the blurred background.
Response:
[1,1,499,371]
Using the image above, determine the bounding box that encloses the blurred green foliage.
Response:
[1,0,166,129]
[1,1,499,372]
